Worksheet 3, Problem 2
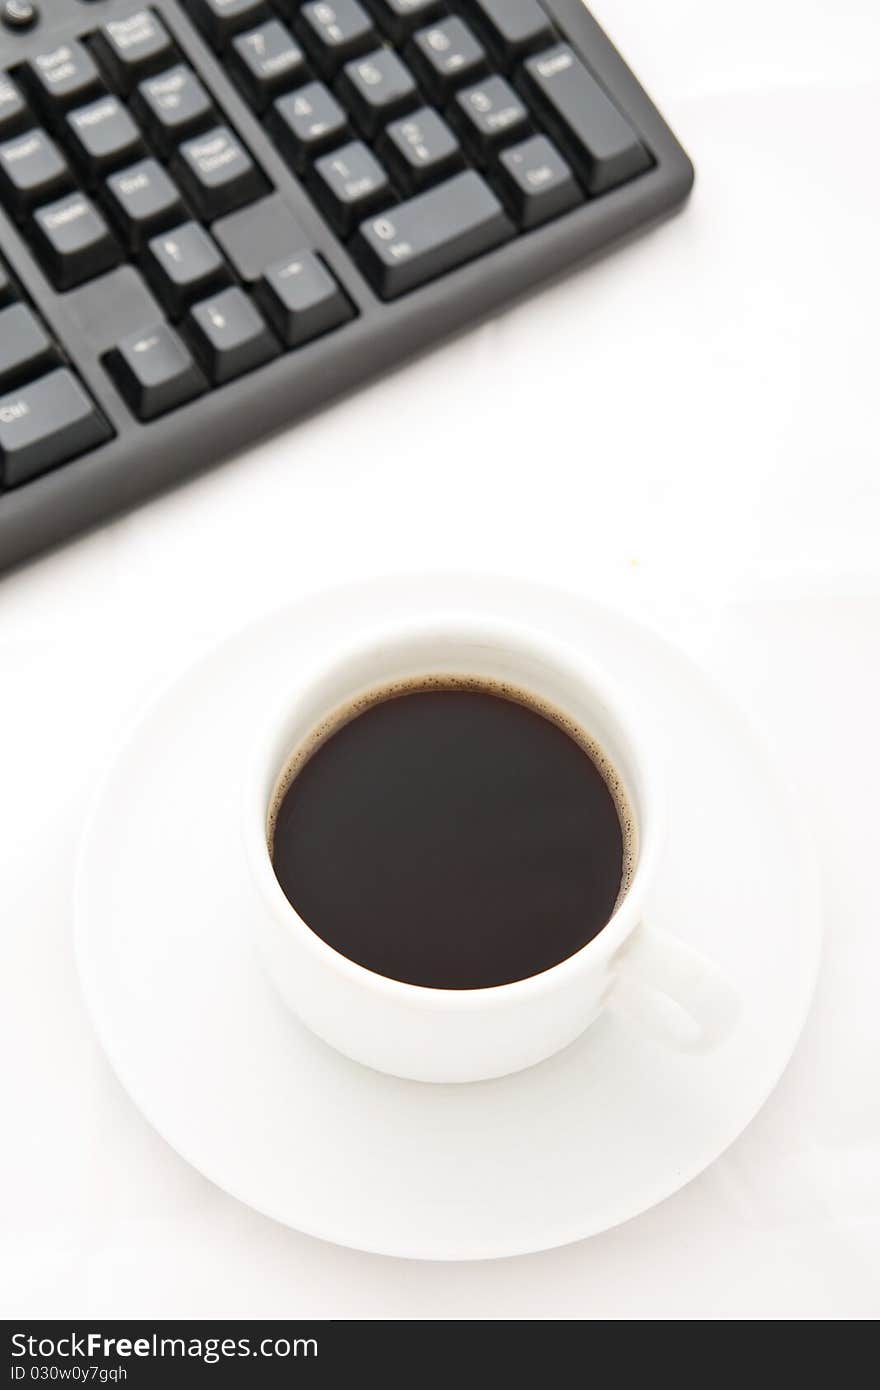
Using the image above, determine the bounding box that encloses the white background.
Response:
[1,0,879,1319]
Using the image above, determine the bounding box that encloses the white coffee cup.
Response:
[243,615,740,1083]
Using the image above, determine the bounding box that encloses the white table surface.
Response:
[1,0,878,1321]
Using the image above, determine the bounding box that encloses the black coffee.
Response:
[268,680,633,991]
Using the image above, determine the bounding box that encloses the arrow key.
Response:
[145,221,229,317]
[104,321,207,419]
[186,286,278,384]
[258,251,353,348]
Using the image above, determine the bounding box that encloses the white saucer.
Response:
[75,576,822,1261]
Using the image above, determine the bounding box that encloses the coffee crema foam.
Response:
[267,675,637,908]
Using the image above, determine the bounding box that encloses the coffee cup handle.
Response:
[608,924,741,1052]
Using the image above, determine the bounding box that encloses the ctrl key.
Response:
[1,370,113,488]
[104,323,207,421]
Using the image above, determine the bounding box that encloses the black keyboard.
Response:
[0,0,692,571]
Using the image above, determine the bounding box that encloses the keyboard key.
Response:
[366,0,443,42]
[183,0,270,49]
[172,125,265,220]
[0,260,12,305]
[257,250,353,347]
[352,169,512,298]
[93,10,175,94]
[0,74,29,138]
[460,0,553,65]
[104,321,207,418]
[0,367,112,488]
[0,128,73,219]
[0,1,39,32]
[186,285,278,383]
[406,18,487,102]
[145,221,229,316]
[520,46,651,195]
[0,303,57,390]
[335,48,418,138]
[452,76,528,160]
[33,190,121,289]
[295,1,376,76]
[66,95,145,180]
[312,139,390,235]
[272,81,349,172]
[229,21,307,110]
[105,158,184,249]
[212,193,310,281]
[24,41,102,113]
[496,134,581,229]
[132,66,214,154]
[377,107,462,191]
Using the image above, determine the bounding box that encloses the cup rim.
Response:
[243,612,666,1013]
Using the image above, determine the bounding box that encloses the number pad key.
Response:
[460,1,554,66]
[520,46,651,195]
[406,18,488,102]
[367,1,444,42]
[312,139,391,235]
[452,77,529,160]
[335,48,418,137]
[295,2,377,77]
[272,81,349,172]
[229,21,308,110]
[496,134,581,229]
[377,107,463,191]
[352,170,512,299]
